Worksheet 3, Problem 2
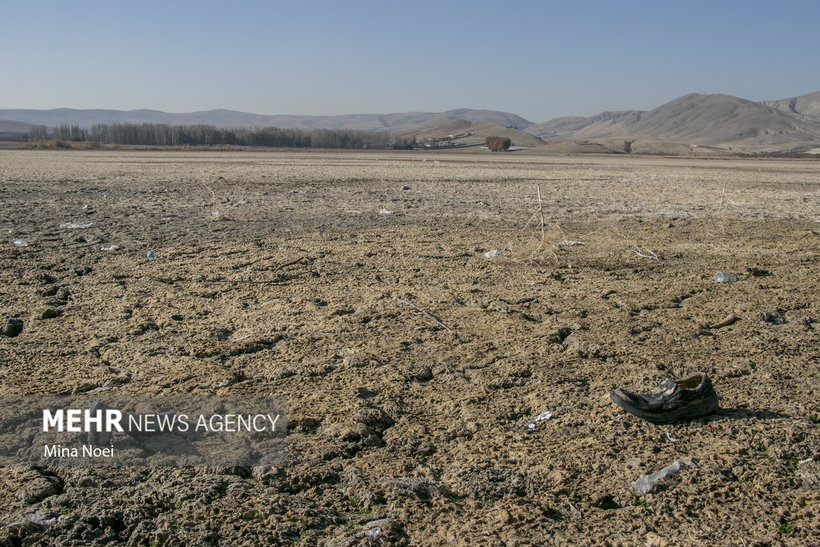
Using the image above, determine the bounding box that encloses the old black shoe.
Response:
[609,373,718,424]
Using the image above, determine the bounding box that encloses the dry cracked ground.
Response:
[0,150,818,545]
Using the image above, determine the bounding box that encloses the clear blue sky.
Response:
[2,0,819,122]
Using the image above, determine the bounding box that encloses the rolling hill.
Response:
[398,119,544,149]
[526,91,820,153]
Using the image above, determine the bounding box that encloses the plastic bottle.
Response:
[713,272,738,283]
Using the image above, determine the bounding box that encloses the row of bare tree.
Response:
[28,123,415,150]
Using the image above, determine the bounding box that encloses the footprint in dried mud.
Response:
[1,316,24,337]
[16,468,64,505]
[38,308,63,320]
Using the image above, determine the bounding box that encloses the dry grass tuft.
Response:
[500,185,662,268]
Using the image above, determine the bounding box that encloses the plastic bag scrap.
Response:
[632,460,696,496]
[59,222,93,229]
[379,208,395,215]
[525,410,553,431]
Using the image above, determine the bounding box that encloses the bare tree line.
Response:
[28,123,414,150]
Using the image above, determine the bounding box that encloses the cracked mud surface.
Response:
[1,150,818,545]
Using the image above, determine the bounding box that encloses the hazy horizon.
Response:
[2,1,820,123]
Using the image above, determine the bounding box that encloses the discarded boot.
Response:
[610,373,718,424]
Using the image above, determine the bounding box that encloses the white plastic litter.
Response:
[212,209,222,220]
[356,528,382,540]
[91,379,114,392]
[59,222,93,229]
[525,410,553,431]
[556,240,585,247]
[12,239,28,247]
[100,245,120,252]
[484,249,503,258]
[713,272,738,283]
[379,208,395,215]
[663,431,678,443]
[799,457,814,465]
[632,460,696,496]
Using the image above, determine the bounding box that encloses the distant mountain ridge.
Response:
[3,89,820,153]
[0,107,533,133]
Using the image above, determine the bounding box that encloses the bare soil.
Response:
[1,150,818,545]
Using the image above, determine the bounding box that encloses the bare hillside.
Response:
[527,93,820,152]
[400,120,544,149]
[606,94,816,146]
[526,111,641,141]
[763,90,820,119]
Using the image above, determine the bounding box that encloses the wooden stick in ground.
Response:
[396,297,452,332]
[709,314,739,329]
[537,184,545,242]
